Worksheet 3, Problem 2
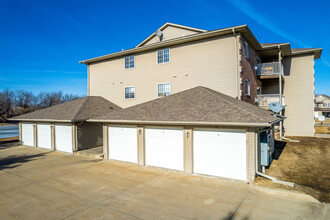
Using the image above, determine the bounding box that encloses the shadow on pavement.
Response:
[0,152,49,171]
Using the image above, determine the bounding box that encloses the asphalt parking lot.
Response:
[0,146,329,219]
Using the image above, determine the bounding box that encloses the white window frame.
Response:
[124,56,135,69]
[157,48,170,64]
[157,82,171,98]
[124,86,135,99]
[244,42,249,59]
[245,79,250,96]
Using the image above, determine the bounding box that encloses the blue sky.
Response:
[1,0,329,96]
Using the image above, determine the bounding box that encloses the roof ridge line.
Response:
[72,97,89,122]
[200,87,271,122]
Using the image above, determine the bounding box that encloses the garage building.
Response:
[89,87,282,183]
[10,96,121,154]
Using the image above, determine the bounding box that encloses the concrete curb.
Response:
[253,185,320,203]
[314,133,330,138]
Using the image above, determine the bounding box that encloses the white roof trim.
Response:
[87,119,272,127]
[8,118,72,122]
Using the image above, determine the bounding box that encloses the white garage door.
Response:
[145,127,183,171]
[193,129,247,181]
[55,125,72,153]
[22,123,34,146]
[108,126,137,163]
[37,124,52,149]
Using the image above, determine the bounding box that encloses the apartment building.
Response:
[315,94,330,117]
[15,23,321,182]
[80,23,322,137]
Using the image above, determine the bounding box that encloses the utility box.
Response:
[260,131,272,166]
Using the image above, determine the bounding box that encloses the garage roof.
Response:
[89,87,283,127]
[9,96,121,122]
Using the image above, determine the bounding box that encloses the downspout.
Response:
[278,46,283,138]
[255,132,294,187]
[232,28,239,99]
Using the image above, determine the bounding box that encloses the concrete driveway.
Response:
[0,146,329,219]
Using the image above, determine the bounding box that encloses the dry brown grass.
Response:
[0,136,19,149]
[315,126,330,134]
[0,123,16,126]
[255,137,330,203]
[0,136,19,142]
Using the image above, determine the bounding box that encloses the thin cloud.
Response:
[225,0,310,48]
[321,58,330,67]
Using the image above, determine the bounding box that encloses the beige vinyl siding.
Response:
[246,128,256,182]
[102,125,109,159]
[183,127,193,173]
[137,126,145,166]
[90,35,237,108]
[143,26,201,46]
[282,54,315,136]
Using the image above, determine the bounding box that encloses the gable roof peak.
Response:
[136,22,207,48]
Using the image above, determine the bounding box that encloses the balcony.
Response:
[257,62,284,80]
[257,94,285,109]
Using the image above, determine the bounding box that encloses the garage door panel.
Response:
[22,123,34,147]
[108,126,137,163]
[37,124,52,149]
[193,129,246,181]
[145,128,183,171]
[55,125,72,153]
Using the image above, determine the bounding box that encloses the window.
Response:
[158,83,171,97]
[124,56,135,69]
[245,79,250,96]
[125,86,135,99]
[157,48,170,64]
[244,42,249,59]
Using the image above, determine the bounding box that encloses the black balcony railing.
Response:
[257,62,284,77]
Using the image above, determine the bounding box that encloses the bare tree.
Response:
[15,90,37,109]
[62,93,80,102]
[0,89,82,121]
[0,89,15,122]
[38,91,63,108]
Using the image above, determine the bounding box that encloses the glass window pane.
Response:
[157,50,164,64]
[125,87,129,99]
[164,83,170,96]
[158,84,164,96]
[125,57,129,69]
[245,43,249,59]
[245,80,249,95]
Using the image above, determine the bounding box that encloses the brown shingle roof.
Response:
[10,96,121,122]
[90,87,282,126]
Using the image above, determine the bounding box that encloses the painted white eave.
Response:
[87,119,273,127]
[7,118,73,123]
